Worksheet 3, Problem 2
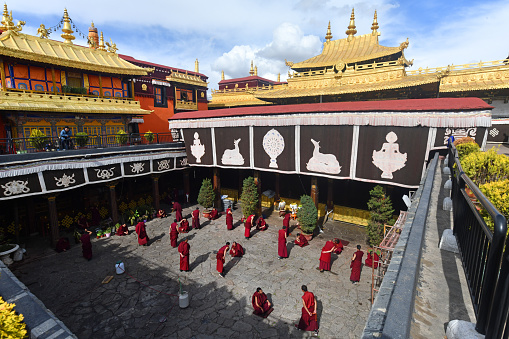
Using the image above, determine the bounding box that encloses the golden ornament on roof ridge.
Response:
[61,8,75,44]
[371,10,379,35]
[0,3,25,34]
[346,8,357,41]
[325,21,332,42]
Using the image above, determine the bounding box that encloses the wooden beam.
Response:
[51,67,57,94]
[0,58,6,91]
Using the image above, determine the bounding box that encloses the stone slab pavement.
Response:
[10,204,370,339]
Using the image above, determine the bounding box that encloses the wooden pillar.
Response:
[183,169,191,204]
[108,183,119,224]
[311,177,319,209]
[213,167,222,210]
[47,195,59,247]
[327,179,334,211]
[130,80,135,99]
[152,175,160,212]
[51,67,57,94]
[275,173,280,201]
[98,75,103,97]
[0,58,6,91]
[254,170,262,216]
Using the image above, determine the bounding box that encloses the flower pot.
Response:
[0,244,19,266]
[105,233,111,238]
[202,211,211,219]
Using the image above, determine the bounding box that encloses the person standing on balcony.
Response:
[60,126,72,150]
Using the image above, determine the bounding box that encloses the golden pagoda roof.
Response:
[0,31,150,76]
[166,71,208,88]
[291,33,406,70]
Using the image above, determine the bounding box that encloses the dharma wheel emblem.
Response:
[263,128,285,168]
[372,131,407,179]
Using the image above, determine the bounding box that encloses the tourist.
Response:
[295,233,309,247]
[319,239,339,273]
[208,207,219,220]
[173,201,182,221]
[252,287,273,318]
[244,214,255,239]
[350,245,364,284]
[216,242,230,277]
[135,221,149,246]
[365,248,379,269]
[156,209,167,218]
[226,207,233,230]
[59,126,72,150]
[169,219,179,248]
[283,213,291,236]
[178,239,190,272]
[80,229,93,261]
[295,285,318,335]
[333,238,344,254]
[278,227,288,259]
[178,218,190,233]
[229,241,244,257]
[116,223,129,236]
[55,237,70,253]
[256,216,268,231]
[192,207,200,229]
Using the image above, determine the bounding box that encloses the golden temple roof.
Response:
[0,31,150,76]
[166,71,208,88]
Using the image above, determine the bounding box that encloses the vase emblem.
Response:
[190,132,205,163]
[372,131,407,179]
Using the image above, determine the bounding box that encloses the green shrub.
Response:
[115,130,128,145]
[75,132,89,147]
[461,147,509,185]
[144,131,155,143]
[240,177,258,218]
[297,195,318,234]
[367,185,394,247]
[456,142,480,160]
[197,178,215,210]
[479,179,509,232]
[28,129,47,150]
[0,296,27,339]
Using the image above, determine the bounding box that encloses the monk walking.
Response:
[295,233,309,247]
[226,207,233,230]
[192,207,200,229]
[244,214,255,239]
[169,219,179,248]
[178,239,190,272]
[173,201,182,221]
[216,242,230,277]
[350,244,364,284]
[278,227,288,259]
[319,239,339,272]
[283,213,291,236]
[295,285,318,335]
[229,241,244,257]
[252,287,273,318]
[135,221,149,246]
[80,229,93,261]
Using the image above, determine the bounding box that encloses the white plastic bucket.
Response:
[179,291,189,308]
[13,249,23,261]
[115,261,125,275]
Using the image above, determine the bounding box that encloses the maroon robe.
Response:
[192,209,200,229]
[135,222,149,245]
[278,229,288,258]
[295,234,309,247]
[252,291,272,316]
[244,215,254,238]
[283,214,291,236]
[55,237,70,253]
[297,291,318,331]
[91,207,101,227]
[209,209,218,220]
[226,211,233,230]
[80,233,92,260]
[216,245,228,273]
[333,239,344,254]
[156,210,167,218]
[256,217,268,231]
[170,222,179,248]
[178,219,190,233]
[350,250,364,282]
[365,251,379,269]
[173,201,182,221]
[116,224,129,236]
[319,241,336,271]
[178,241,190,271]
[229,243,244,257]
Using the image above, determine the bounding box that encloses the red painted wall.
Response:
[197,102,208,111]
[137,96,175,134]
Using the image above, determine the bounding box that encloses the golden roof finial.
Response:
[195,59,199,73]
[61,9,75,44]
[97,31,106,50]
[254,65,258,76]
[221,70,225,80]
[371,10,379,35]
[325,21,332,42]
[277,73,280,82]
[345,8,357,42]
[1,4,25,33]
[249,60,254,76]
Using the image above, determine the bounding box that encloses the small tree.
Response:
[144,131,155,143]
[297,195,318,235]
[75,132,89,147]
[240,176,258,218]
[367,185,394,247]
[0,295,27,339]
[116,129,128,145]
[197,178,215,210]
[461,147,509,185]
[456,142,480,160]
[29,129,47,150]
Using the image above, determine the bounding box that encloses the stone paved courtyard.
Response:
[11,204,370,339]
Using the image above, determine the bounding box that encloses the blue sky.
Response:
[8,0,509,94]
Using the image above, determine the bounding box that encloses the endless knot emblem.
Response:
[130,163,145,174]
[1,180,30,196]
[489,128,499,138]
[54,173,76,188]
[94,168,115,180]
[158,160,171,171]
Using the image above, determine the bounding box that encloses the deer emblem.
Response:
[306,139,341,174]
[221,138,244,165]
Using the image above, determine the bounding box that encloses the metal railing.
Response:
[0,131,181,155]
[447,143,508,336]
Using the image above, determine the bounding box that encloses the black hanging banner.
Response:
[253,126,295,172]
[214,127,251,168]
[87,164,122,182]
[0,173,42,199]
[43,169,85,191]
[183,128,213,166]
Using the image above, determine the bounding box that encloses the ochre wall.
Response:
[137,96,174,134]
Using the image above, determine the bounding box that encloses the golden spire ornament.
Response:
[345,8,357,42]
[325,21,332,42]
[254,66,258,76]
[277,73,280,82]
[249,61,254,76]
[61,9,75,44]
[371,10,379,35]
[97,31,106,50]
[195,59,199,73]
[221,70,225,80]
[0,4,25,34]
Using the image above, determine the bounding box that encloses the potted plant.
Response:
[75,132,89,148]
[104,227,112,238]
[197,178,215,217]
[296,195,318,241]
[128,210,140,226]
[240,176,258,218]
[144,131,155,143]
[0,231,19,266]
[116,129,128,145]
[367,185,394,247]
[28,129,48,151]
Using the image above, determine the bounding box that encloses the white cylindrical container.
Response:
[179,291,189,308]
[115,261,125,275]
[13,248,23,261]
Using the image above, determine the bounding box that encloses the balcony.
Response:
[174,100,198,111]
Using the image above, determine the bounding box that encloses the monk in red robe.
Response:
[295,233,309,247]
[216,242,230,277]
[319,239,339,272]
[77,216,89,229]
[256,216,268,231]
[55,237,70,253]
[226,208,233,230]
[80,229,93,260]
[283,213,291,236]
[178,219,190,233]
[116,224,129,236]
[156,209,167,218]
[252,288,273,318]
[365,249,379,269]
[278,227,288,259]
[169,219,179,248]
[173,201,182,221]
[91,206,101,227]
[350,245,364,283]
[244,214,255,239]
[229,241,244,257]
[135,221,149,246]
[192,208,200,229]
[333,238,344,254]
[208,207,219,220]
[178,239,190,272]
[295,285,318,334]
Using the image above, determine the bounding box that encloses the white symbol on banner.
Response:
[94,168,115,180]
[372,131,407,179]
[443,127,477,144]
[190,132,205,163]
[130,162,145,174]
[221,138,245,165]
[306,139,341,174]
[157,160,171,171]
[489,128,499,138]
[1,180,30,196]
[263,128,285,168]
[180,158,188,167]
[55,173,76,187]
